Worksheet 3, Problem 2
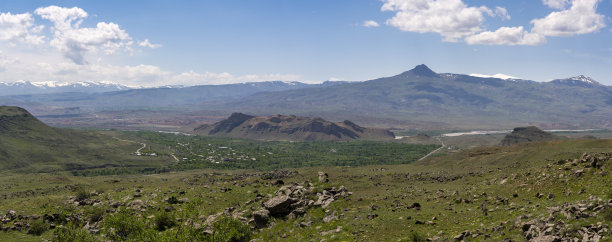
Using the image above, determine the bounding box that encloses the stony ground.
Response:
[0,139,610,241]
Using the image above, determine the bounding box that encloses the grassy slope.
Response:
[0,106,171,172]
[0,138,609,241]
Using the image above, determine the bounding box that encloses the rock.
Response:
[367,214,378,220]
[264,195,294,217]
[6,210,16,220]
[547,193,554,200]
[323,214,337,223]
[179,198,189,203]
[318,172,329,183]
[165,206,175,212]
[574,169,584,177]
[415,220,425,224]
[253,209,270,228]
[409,203,421,210]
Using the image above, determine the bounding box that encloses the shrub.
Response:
[102,210,150,240]
[154,212,176,231]
[409,230,425,242]
[74,187,91,201]
[27,219,49,236]
[168,196,180,204]
[53,223,98,242]
[85,207,106,223]
[211,217,252,242]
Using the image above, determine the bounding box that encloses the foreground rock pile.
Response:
[518,197,611,242]
[253,179,351,228]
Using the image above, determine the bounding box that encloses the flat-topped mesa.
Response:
[194,113,395,141]
[500,126,561,146]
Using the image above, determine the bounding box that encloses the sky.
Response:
[0,0,611,87]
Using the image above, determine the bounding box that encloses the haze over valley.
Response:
[0,1,611,241]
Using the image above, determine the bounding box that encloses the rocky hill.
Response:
[194,113,395,141]
[500,126,561,146]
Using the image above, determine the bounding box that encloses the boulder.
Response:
[253,209,270,228]
[263,195,294,216]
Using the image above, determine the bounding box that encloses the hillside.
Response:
[193,113,395,141]
[0,106,168,172]
[500,126,561,146]
[0,137,609,241]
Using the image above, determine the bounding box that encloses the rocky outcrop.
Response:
[500,126,560,146]
[194,113,395,141]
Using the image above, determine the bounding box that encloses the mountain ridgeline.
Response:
[2,64,611,130]
[211,65,612,129]
[194,113,395,141]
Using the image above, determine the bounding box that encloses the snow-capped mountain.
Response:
[548,75,603,88]
[0,81,131,96]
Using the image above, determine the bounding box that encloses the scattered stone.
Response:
[318,171,329,183]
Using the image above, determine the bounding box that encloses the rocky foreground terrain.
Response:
[0,139,610,241]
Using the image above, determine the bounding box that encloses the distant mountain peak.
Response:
[549,75,602,88]
[405,64,438,77]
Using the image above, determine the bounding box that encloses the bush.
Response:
[409,230,425,242]
[74,187,91,201]
[85,207,106,223]
[154,212,176,231]
[168,196,180,204]
[102,210,150,240]
[54,223,98,242]
[27,219,49,236]
[211,217,252,242]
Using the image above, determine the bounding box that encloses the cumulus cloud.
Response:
[543,0,571,9]
[362,20,379,27]
[0,50,302,87]
[379,0,606,46]
[138,39,162,48]
[381,0,505,42]
[464,0,605,46]
[34,6,133,64]
[531,0,605,37]
[495,7,511,20]
[0,12,45,45]
[465,26,546,45]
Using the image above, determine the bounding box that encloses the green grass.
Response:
[0,131,610,241]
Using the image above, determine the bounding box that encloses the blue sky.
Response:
[0,0,611,86]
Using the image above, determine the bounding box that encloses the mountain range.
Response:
[0,81,131,95]
[1,64,610,130]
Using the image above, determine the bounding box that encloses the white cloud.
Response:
[34,6,133,64]
[495,7,510,20]
[171,71,302,86]
[532,0,605,37]
[362,20,379,27]
[138,39,162,48]
[465,26,546,45]
[543,0,571,9]
[0,50,302,87]
[381,0,503,42]
[0,12,45,45]
[464,0,605,46]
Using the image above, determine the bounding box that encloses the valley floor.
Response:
[0,139,610,241]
